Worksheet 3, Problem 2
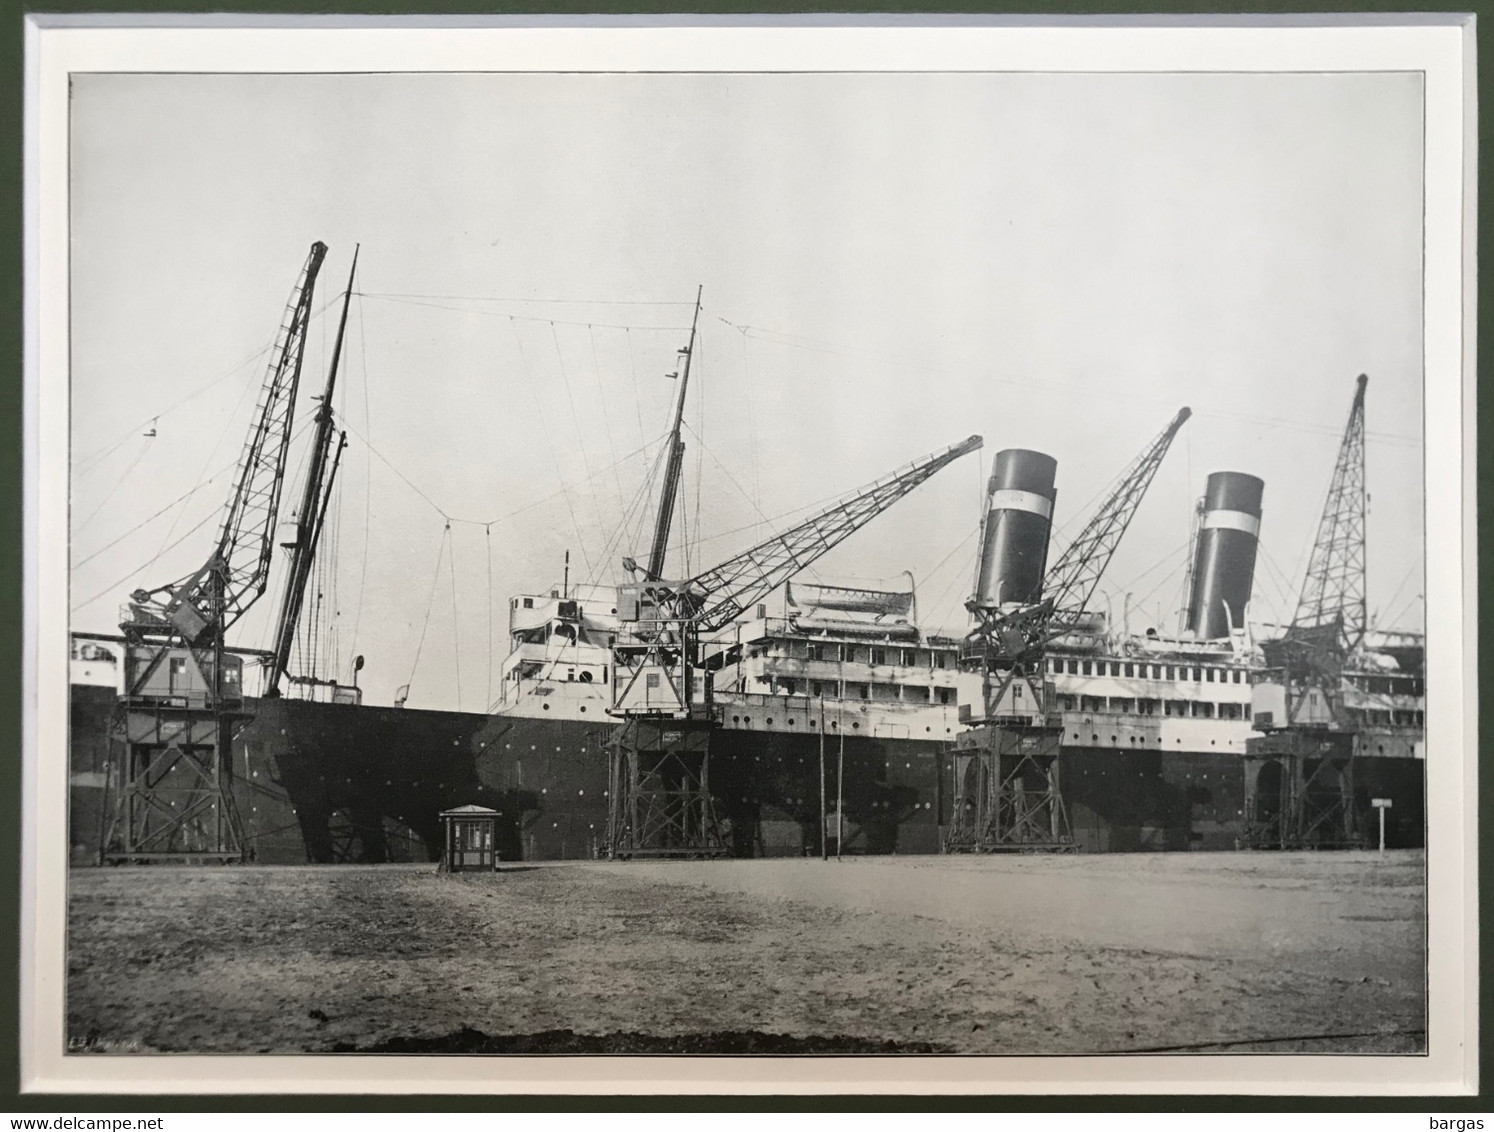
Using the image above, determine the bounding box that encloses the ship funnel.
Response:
[972,449,1057,610]
[1185,471,1264,640]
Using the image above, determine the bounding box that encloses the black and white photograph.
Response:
[24,18,1476,1095]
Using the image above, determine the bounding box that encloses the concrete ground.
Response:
[66,850,1425,1055]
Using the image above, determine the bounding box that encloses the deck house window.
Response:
[933,652,946,669]
[1124,663,1135,677]
[807,643,822,661]
[936,687,953,705]
[871,648,886,666]
[1068,660,1079,674]
[840,645,855,663]
[1081,661,1093,676]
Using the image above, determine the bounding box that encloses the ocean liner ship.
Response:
[65,251,1424,865]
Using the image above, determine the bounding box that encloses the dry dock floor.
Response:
[67,850,1426,1055]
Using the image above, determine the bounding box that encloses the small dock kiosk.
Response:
[439,804,500,873]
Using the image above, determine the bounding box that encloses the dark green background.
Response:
[0,3,1486,1113]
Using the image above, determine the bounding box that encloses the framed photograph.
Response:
[22,15,1477,1097]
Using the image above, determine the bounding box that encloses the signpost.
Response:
[1371,797,1393,853]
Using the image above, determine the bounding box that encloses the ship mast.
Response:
[643,285,703,581]
[267,245,359,697]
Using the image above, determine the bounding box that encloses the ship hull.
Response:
[67,687,1425,863]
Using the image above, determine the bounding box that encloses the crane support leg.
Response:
[943,724,1074,853]
[605,718,729,859]
[1242,733,1362,850]
[104,695,246,863]
[102,621,249,864]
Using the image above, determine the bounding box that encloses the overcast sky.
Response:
[67,70,1425,712]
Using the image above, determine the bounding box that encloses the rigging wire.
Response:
[588,323,626,511]
[549,321,603,575]
[75,437,155,533]
[73,292,346,477]
[509,317,594,576]
[334,406,657,531]
[70,412,322,617]
[69,507,219,614]
[690,331,705,577]
[912,522,982,638]
[486,524,494,707]
[404,521,450,704]
[357,291,693,307]
[359,292,690,334]
[449,518,463,712]
[584,432,670,591]
[70,458,236,571]
[623,327,647,445]
[1374,558,1420,631]
[708,311,1419,451]
[148,346,266,572]
[347,293,374,661]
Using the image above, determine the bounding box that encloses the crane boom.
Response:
[1290,373,1368,651]
[607,431,982,860]
[1043,406,1192,625]
[636,434,983,633]
[107,242,327,864]
[139,242,328,642]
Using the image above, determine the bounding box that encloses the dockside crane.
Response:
[606,433,984,858]
[945,406,1191,853]
[103,242,328,863]
[1243,374,1369,849]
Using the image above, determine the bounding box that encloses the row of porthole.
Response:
[735,715,864,731]
[1075,733,1228,746]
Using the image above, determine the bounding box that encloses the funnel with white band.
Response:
[1186,470,1264,640]
[973,449,1057,609]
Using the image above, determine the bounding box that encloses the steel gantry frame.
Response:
[1244,375,1370,850]
[605,433,984,859]
[103,243,327,863]
[945,408,1191,854]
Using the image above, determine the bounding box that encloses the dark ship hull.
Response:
[68,685,1425,863]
